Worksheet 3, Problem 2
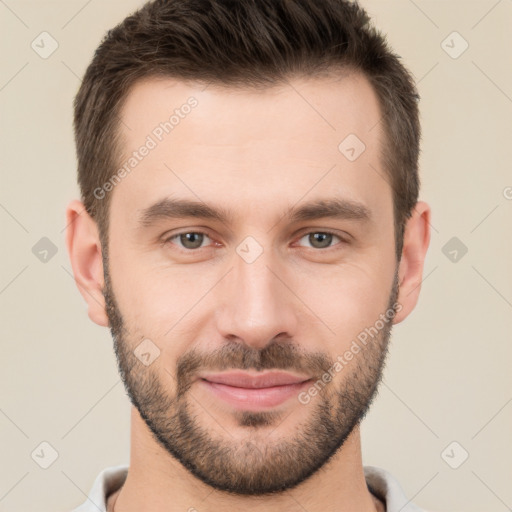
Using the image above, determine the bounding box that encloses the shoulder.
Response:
[364,465,435,512]
[70,464,129,512]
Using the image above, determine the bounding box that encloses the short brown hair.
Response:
[73,0,420,260]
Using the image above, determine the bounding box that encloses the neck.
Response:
[112,407,382,512]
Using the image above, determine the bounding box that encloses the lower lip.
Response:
[199,379,312,411]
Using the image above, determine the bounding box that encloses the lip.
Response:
[198,370,311,388]
[197,371,312,411]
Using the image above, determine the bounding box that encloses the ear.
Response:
[393,200,431,324]
[65,199,109,327]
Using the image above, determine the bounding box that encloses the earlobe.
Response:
[65,199,109,327]
[393,201,431,325]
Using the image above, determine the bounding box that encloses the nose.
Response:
[214,245,299,351]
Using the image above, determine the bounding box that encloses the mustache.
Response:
[174,340,334,397]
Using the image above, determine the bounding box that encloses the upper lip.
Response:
[198,371,312,389]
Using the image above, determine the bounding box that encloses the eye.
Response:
[166,231,213,250]
[163,229,347,252]
[296,231,345,250]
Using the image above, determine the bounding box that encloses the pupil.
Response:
[181,233,203,249]
[310,233,331,249]
[179,233,332,250]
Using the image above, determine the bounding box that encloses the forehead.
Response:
[111,72,389,226]
[118,72,382,147]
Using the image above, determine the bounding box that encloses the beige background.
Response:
[1,1,511,511]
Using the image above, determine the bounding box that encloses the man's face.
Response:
[103,73,399,494]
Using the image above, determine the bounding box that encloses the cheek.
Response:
[293,260,395,352]
[108,251,214,344]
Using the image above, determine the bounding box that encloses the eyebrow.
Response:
[137,196,372,228]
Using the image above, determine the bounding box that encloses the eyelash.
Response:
[163,229,348,252]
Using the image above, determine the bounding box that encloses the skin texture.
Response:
[66,72,431,512]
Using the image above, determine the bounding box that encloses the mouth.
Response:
[197,371,313,411]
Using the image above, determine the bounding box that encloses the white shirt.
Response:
[71,464,430,512]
